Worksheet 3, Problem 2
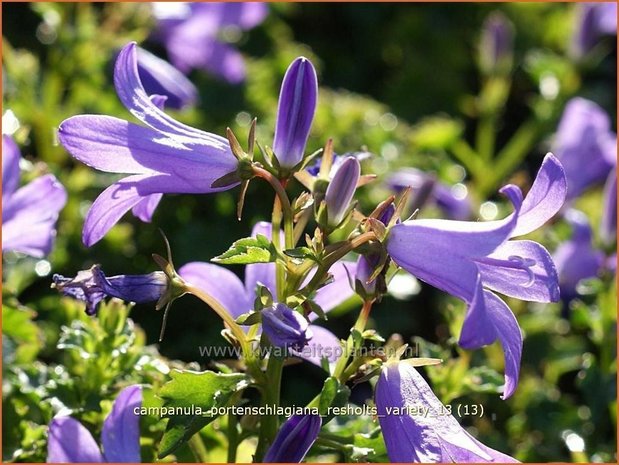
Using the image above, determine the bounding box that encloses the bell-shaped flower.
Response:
[553,97,616,200]
[2,135,67,257]
[272,57,318,169]
[263,414,322,463]
[387,167,471,220]
[479,12,514,75]
[47,385,142,463]
[375,361,518,463]
[570,2,617,59]
[324,156,361,226]
[58,42,239,246]
[53,265,168,315]
[261,303,312,351]
[135,46,198,110]
[386,154,566,398]
[152,2,268,83]
[178,221,355,368]
[553,210,605,302]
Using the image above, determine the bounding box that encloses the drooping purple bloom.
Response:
[570,2,618,59]
[375,361,518,463]
[2,135,67,258]
[553,97,616,200]
[47,385,142,463]
[553,210,605,301]
[263,414,322,463]
[53,264,167,315]
[152,2,268,83]
[272,57,318,169]
[262,303,312,351]
[178,221,354,368]
[58,42,238,246]
[479,11,514,75]
[387,168,472,220]
[135,46,198,110]
[325,156,361,226]
[387,154,566,398]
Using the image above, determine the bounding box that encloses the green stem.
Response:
[333,299,375,382]
[476,114,496,161]
[478,118,540,196]
[255,349,285,461]
[184,284,253,367]
[227,413,239,463]
[299,232,377,298]
[449,139,483,179]
[188,433,209,462]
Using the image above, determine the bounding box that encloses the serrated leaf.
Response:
[212,235,277,265]
[157,370,250,459]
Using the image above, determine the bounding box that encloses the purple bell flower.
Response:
[262,303,312,351]
[2,135,67,258]
[553,210,605,301]
[479,11,514,75]
[553,97,616,200]
[53,264,168,315]
[152,2,268,83]
[58,42,239,246]
[387,168,472,220]
[324,156,361,226]
[375,361,518,463]
[387,154,566,398]
[570,2,618,59]
[135,46,198,110]
[47,385,142,463]
[272,57,318,169]
[263,414,322,463]
[178,222,354,368]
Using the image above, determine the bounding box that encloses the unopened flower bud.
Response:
[272,57,318,169]
[479,12,514,76]
[325,156,361,227]
[264,414,322,463]
[261,303,312,350]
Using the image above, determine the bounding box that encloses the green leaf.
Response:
[212,235,277,265]
[318,377,350,424]
[157,370,250,459]
[235,311,262,326]
[2,305,41,364]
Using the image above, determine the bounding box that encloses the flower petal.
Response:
[553,98,615,198]
[178,262,250,318]
[102,385,142,462]
[291,324,341,369]
[131,193,163,222]
[2,174,67,257]
[2,135,21,198]
[136,46,197,110]
[272,57,318,168]
[459,291,523,400]
[477,240,560,302]
[47,416,104,463]
[376,362,518,462]
[509,153,567,237]
[82,176,150,247]
[114,42,230,149]
[58,115,237,181]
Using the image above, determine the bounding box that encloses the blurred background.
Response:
[2,2,616,463]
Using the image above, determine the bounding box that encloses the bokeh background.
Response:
[2,2,617,463]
